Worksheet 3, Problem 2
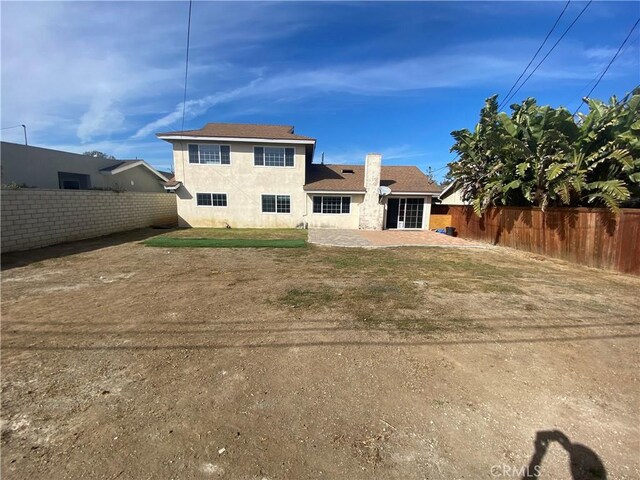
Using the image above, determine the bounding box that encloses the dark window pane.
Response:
[313,196,322,213]
[285,148,294,167]
[58,172,91,189]
[254,147,264,166]
[197,193,212,206]
[342,197,350,214]
[322,196,342,214]
[262,194,275,212]
[199,145,219,164]
[220,145,231,165]
[188,144,199,163]
[277,195,290,213]
[264,147,285,166]
[211,194,227,206]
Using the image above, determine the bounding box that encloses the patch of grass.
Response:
[162,228,307,241]
[279,288,338,308]
[354,310,442,334]
[143,237,307,249]
[434,278,525,294]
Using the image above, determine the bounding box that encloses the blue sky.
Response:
[1,1,639,179]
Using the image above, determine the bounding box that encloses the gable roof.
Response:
[304,164,441,194]
[157,123,316,143]
[438,181,459,199]
[99,160,169,182]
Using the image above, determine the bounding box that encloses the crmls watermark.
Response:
[490,464,542,477]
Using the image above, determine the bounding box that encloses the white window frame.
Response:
[261,194,291,214]
[253,146,295,168]
[196,192,228,207]
[188,144,231,165]
[312,195,351,215]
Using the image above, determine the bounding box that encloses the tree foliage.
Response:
[448,88,640,214]
[83,150,115,160]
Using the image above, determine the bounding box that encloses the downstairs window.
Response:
[196,193,227,206]
[313,196,350,214]
[262,194,291,213]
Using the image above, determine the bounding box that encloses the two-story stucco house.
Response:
[157,123,440,230]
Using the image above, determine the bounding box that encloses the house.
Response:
[437,181,469,205]
[0,142,170,192]
[429,181,470,230]
[157,123,441,230]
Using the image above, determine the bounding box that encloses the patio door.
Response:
[386,198,424,229]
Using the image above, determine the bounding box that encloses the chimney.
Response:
[359,153,384,230]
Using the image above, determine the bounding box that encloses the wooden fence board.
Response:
[445,206,640,275]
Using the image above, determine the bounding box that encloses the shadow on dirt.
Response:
[1,227,174,271]
[522,430,606,480]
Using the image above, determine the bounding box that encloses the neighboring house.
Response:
[437,182,470,205]
[157,123,441,230]
[0,142,169,192]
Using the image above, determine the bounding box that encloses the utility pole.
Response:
[0,124,28,145]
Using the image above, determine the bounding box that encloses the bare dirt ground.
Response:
[1,228,639,479]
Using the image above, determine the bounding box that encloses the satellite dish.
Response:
[378,186,391,196]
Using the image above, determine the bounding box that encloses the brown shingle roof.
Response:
[304,164,441,193]
[157,123,315,141]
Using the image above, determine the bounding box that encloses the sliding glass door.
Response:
[386,198,424,229]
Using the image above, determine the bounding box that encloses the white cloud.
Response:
[77,97,125,142]
[134,38,616,138]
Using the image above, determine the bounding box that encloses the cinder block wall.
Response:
[1,189,177,253]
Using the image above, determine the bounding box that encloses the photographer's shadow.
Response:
[522,430,606,480]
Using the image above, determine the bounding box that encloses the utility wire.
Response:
[501,0,592,109]
[0,124,24,130]
[499,0,571,110]
[564,30,638,110]
[572,17,640,116]
[180,0,193,133]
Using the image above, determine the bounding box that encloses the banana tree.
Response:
[448,87,640,214]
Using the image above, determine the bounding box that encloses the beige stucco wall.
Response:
[172,141,307,228]
[0,142,166,192]
[1,188,177,252]
[305,193,364,229]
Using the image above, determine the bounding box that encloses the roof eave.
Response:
[156,134,316,145]
[100,160,169,182]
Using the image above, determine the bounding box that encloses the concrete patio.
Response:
[308,229,484,248]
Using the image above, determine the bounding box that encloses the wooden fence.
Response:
[439,205,640,275]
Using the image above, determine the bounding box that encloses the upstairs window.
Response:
[313,196,351,214]
[254,147,295,167]
[188,144,231,165]
[262,194,291,213]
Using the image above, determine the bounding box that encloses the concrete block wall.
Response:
[1,189,177,253]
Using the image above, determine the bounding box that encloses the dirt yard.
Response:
[1,228,639,479]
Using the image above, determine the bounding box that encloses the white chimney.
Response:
[358,153,384,230]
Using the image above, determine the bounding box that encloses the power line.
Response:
[499,0,571,110]
[572,17,640,116]
[0,124,27,145]
[562,29,638,109]
[500,0,592,109]
[180,0,193,133]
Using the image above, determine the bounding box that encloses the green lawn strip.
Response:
[144,237,307,248]
[165,228,307,241]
